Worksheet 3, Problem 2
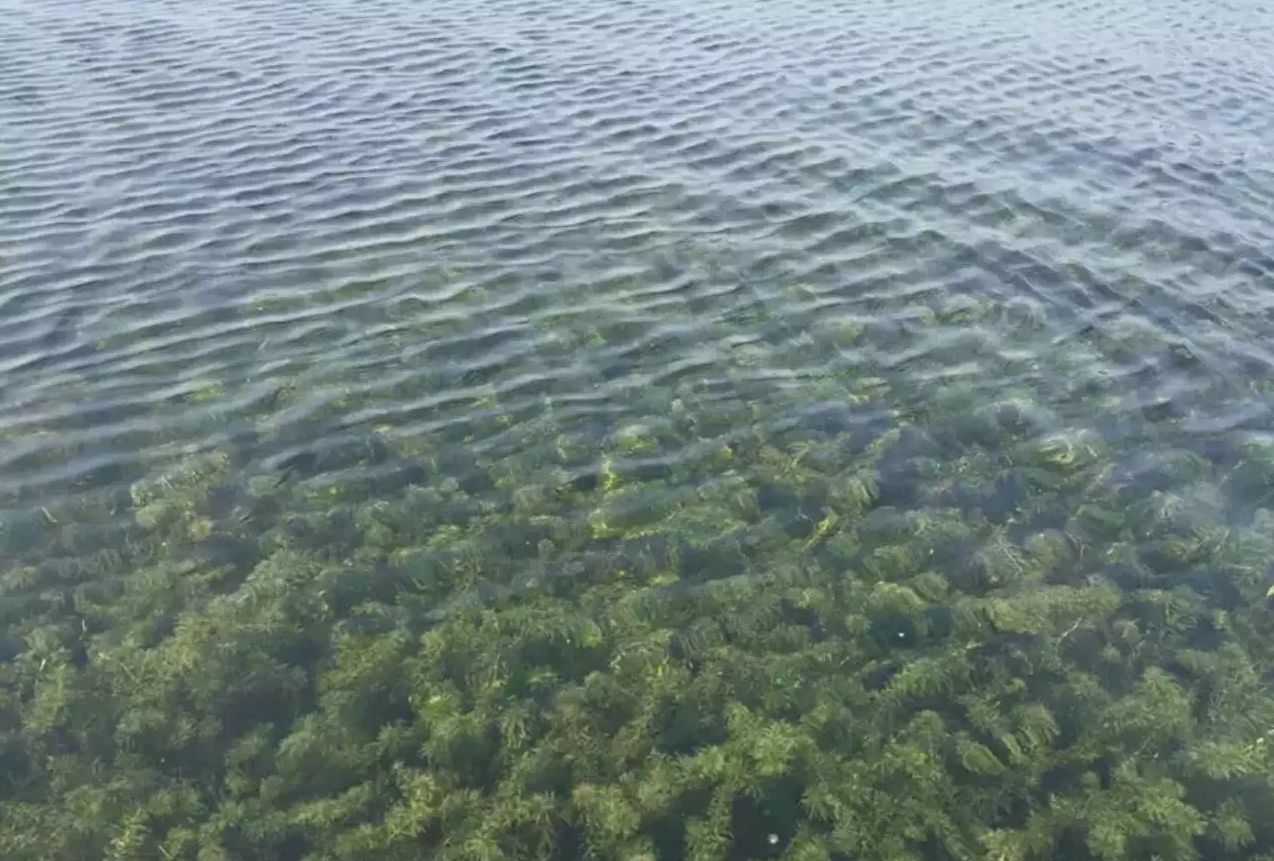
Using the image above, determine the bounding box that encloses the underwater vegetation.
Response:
[9,0,1274,853]
[3,245,1274,861]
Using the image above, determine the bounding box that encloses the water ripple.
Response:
[2,0,1274,525]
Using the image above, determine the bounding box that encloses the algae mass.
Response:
[4,238,1274,861]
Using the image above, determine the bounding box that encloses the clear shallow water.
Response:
[4,1,1274,859]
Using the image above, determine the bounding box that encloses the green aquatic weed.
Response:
[6,279,1274,861]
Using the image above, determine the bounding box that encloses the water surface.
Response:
[3,0,1274,859]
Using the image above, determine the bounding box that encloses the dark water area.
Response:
[4,0,1274,858]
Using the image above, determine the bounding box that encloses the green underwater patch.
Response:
[3,252,1274,861]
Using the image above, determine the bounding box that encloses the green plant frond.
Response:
[955,735,1006,776]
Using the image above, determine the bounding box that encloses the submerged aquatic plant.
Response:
[3,256,1274,861]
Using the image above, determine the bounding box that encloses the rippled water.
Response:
[4,0,1274,504]
[5,0,1274,858]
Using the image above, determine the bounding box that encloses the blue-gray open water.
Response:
[4,0,1274,507]
[5,0,1274,856]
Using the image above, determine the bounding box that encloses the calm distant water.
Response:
[4,0,1274,858]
